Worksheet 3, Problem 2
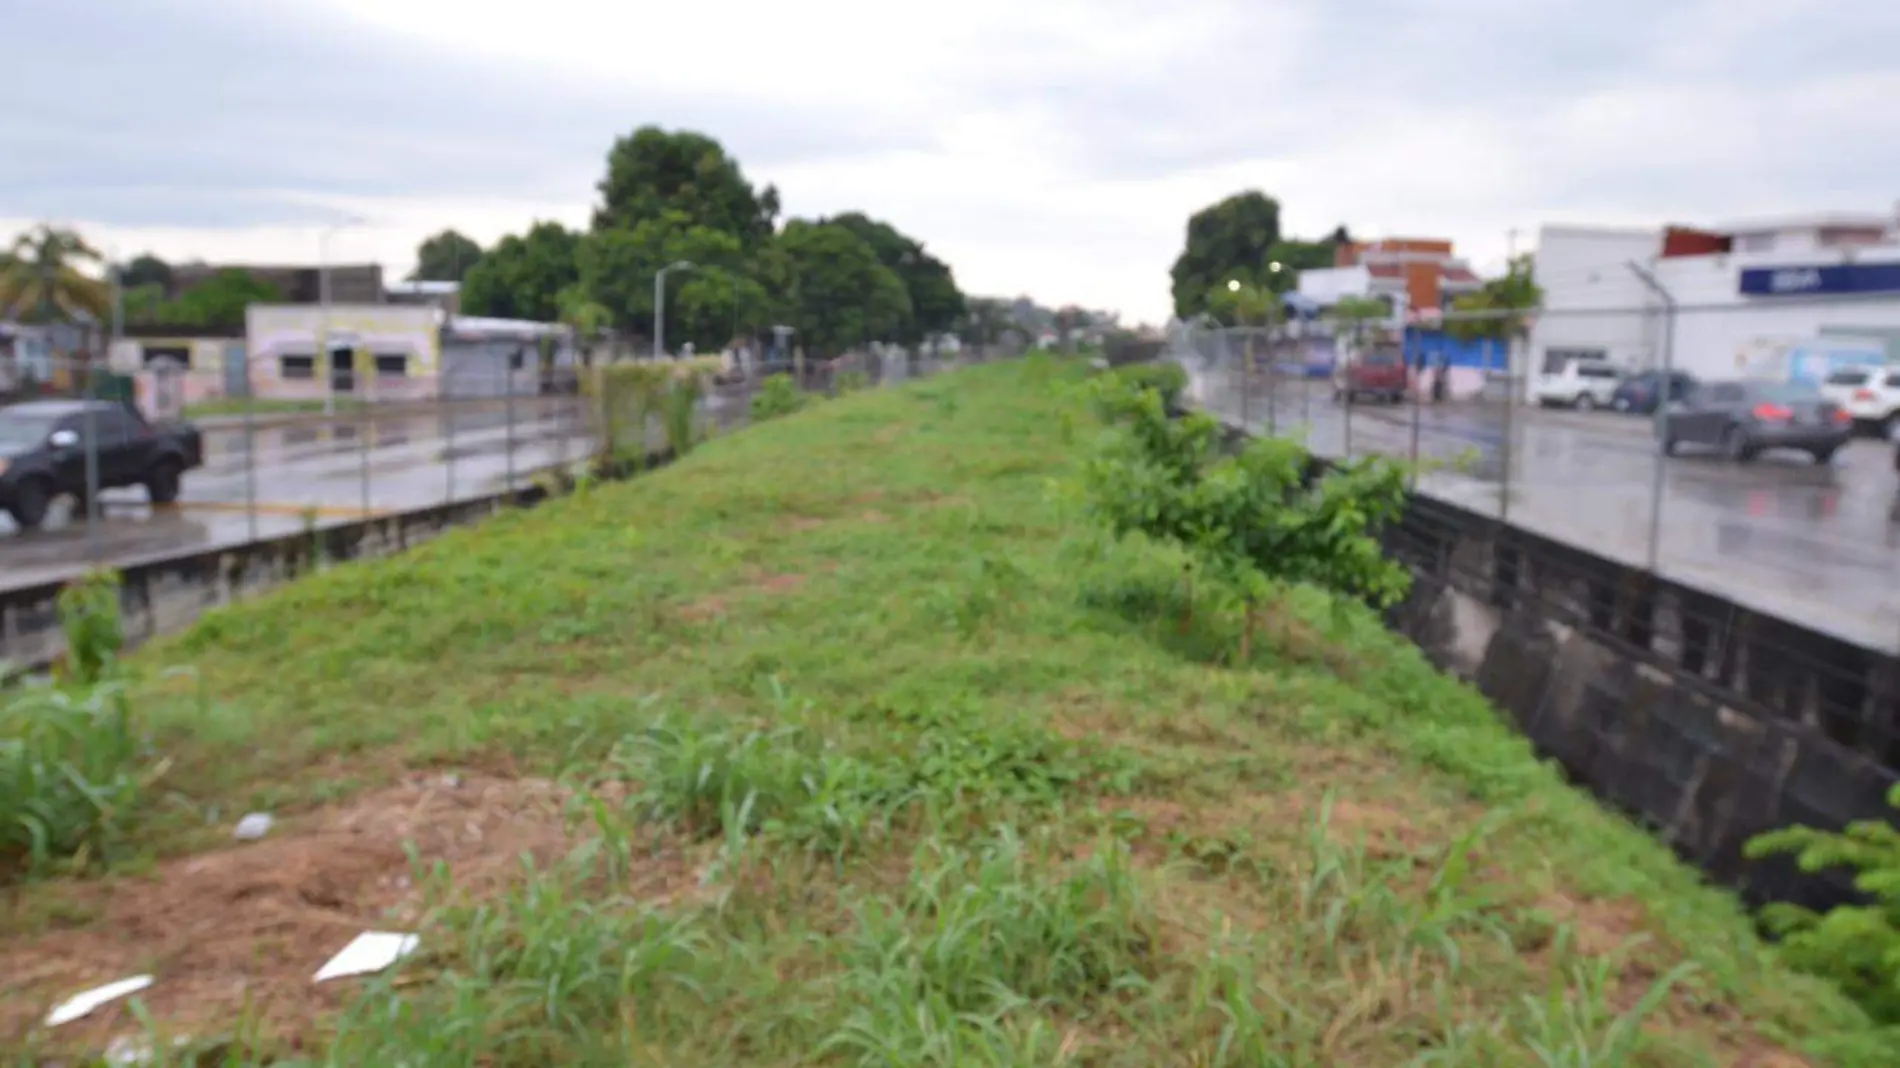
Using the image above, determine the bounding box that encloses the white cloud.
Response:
[5,0,1898,323]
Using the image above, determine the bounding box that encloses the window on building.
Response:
[508,346,527,371]
[375,353,408,377]
[280,354,315,380]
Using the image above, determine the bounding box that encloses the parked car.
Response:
[0,399,204,529]
[1530,355,1622,409]
[1817,365,1900,437]
[1659,379,1852,464]
[1609,370,1696,415]
[1332,348,1408,405]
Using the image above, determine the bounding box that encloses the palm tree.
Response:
[0,226,111,384]
[0,225,110,324]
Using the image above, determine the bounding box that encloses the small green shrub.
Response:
[56,568,125,685]
[751,373,806,422]
[822,829,1154,1064]
[1,568,160,877]
[1745,785,1900,1022]
[1105,361,1189,410]
[0,676,155,878]
[609,718,904,857]
[1081,377,1411,646]
[835,369,870,396]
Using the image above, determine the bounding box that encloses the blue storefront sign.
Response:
[1739,262,1900,297]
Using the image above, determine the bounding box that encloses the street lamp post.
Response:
[653,260,695,359]
[319,216,368,416]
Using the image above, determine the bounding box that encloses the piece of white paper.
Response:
[44,975,155,1027]
[233,813,274,841]
[312,931,418,983]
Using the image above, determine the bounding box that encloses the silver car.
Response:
[1659,379,1852,464]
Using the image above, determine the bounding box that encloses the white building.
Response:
[1296,238,1485,321]
[1527,210,1900,394]
[245,304,572,401]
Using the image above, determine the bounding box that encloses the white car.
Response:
[1818,365,1900,436]
[1530,356,1622,410]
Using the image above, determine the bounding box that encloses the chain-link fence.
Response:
[1173,302,1900,911]
[0,345,973,669]
[1171,303,1900,657]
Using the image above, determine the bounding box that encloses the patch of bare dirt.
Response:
[756,572,807,595]
[0,773,698,1052]
[677,572,808,622]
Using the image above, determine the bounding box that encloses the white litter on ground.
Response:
[312,931,419,983]
[233,812,274,841]
[44,975,155,1027]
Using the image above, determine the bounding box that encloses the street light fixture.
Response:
[319,215,370,415]
[653,260,695,359]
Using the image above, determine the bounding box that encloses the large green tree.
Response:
[1169,192,1282,320]
[151,268,282,330]
[1169,192,1353,319]
[119,252,173,292]
[821,212,965,343]
[0,225,109,324]
[459,221,581,321]
[776,220,911,359]
[1446,254,1541,342]
[576,210,779,350]
[410,229,484,283]
[593,126,778,246]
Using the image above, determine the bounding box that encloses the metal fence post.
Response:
[1407,336,1423,490]
[505,364,518,501]
[81,357,101,554]
[1342,378,1354,460]
[243,356,259,544]
[1629,263,1677,572]
[1265,327,1279,438]
[1499,359,1516,524]
[357,398,372,522]
[443,378,456,506]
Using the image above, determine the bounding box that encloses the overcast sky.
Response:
[5,0,1897,324]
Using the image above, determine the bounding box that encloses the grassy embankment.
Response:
[2,355,1888,1065]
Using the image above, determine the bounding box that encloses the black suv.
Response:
[0,400,204,529]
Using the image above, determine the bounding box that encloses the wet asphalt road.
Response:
[1185,364,1900,653]
[0,398,614,592]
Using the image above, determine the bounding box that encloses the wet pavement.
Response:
[1183,362,1900,653]
[0,397,640,592]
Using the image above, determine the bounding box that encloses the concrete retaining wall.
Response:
[1380,491,1899,910]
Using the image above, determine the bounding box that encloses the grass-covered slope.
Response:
[3,355,1888,1065]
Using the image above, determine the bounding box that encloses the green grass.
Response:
[2,355,1891,1065]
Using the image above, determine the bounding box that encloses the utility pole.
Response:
[318,216,367,415]
[653,260,695,359]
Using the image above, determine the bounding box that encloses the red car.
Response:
[1333,348,1409,405]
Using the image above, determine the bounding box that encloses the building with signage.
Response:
[1527,211,1900,394]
